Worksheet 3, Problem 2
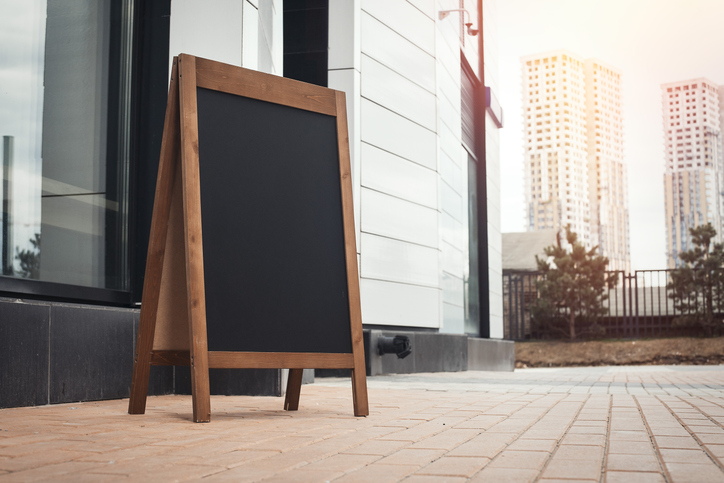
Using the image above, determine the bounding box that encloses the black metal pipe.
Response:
[377,336,412,359]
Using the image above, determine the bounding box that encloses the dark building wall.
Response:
[0,298,281,409]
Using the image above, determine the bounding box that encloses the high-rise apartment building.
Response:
[521,49,630,272]
[662,79,724,268]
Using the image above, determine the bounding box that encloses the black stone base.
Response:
[0,297,279,409]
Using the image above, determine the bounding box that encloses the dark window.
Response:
[283,0,329,87]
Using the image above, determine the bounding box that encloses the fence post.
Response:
[621,272,631,337]
[510,277,520,340]
[634,272,640,338]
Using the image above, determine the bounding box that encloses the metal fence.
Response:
[503,269,719,340]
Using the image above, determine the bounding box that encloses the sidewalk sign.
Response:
[128,55,368,422]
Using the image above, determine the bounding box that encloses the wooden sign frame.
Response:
[128,54,368,422]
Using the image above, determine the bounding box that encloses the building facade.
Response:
[521,49,630,272]
[1,0,509,409]
[662,78,724,268]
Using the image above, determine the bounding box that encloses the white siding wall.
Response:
[328,0,503,334]
[356,0,441,329]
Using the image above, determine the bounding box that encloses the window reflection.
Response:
[0,0,132,291]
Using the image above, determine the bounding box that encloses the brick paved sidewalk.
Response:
[1,366,724,482]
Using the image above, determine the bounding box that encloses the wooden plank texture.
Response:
[178,54,211,423]
[153,164,190,350]
[284,369,304,411]
[208,352,355,369]
[195,56,337,116]
[128,58,181,415]
[150,351,354,369]
[336,91,369,417]
[151,350,191,366]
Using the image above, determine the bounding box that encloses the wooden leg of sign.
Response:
[283,369,304,411]
[178,54,211,423]
[351,368,369,417]
[129,58,181,415]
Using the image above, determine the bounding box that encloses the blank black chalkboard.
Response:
[196,87,352,354]
[129,55,368,422]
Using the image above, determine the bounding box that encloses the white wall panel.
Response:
[441,302,464,334]
[437,67,461,117]
[361,55,436,131]
[361,142,437,209]
[329,69,361,251]
[438,94,461,136]
[407,0,436,18]
[440,180,462,222]
[441,271,464,307]
[489,291,504,338]
[487,170,501,212]
[272,0,284,74]
[361,98,436,170]
[361,0,434,55]
[361,188,438,248]
[360,233,439,287]
[169,0,242,71]
[441,212,462,247]
[441,240,463,275]
[439,150,461,192]
[436,29,459,84]
[360,278,439,328]
[329,0,359,70]
[488,220,502,256]
[257,0,275,73]
[438,122,461,165]
[360,12,435,92]
[241,1,259,70]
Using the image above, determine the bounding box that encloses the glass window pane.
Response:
[0,0,132,291]
[464,154,480,335]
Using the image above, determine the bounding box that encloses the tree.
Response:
[531,227,616,341]
[668,224,724,337]
[15,233,40,279]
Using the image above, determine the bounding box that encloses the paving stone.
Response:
[403,475,467,483]
[469,466,539,482]
[659,448,713,464]
[607,440,656,455]
[541,456,602,480]
[555,444,603,460]
[654,435,703,449]
[606,453,661,472]
[333,462,417,483]
[609,430,651,442]
[604,470,665,482]
[487,450,549,469]
[408,429,479,450]
[560,433,606,446]
[376,448,446,467]
[505,438,557,452]
[664,462,724,483]
[415,456,489,477]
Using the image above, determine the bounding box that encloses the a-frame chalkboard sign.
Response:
[128,55,368,422]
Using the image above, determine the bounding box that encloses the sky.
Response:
[496,0,724,270]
